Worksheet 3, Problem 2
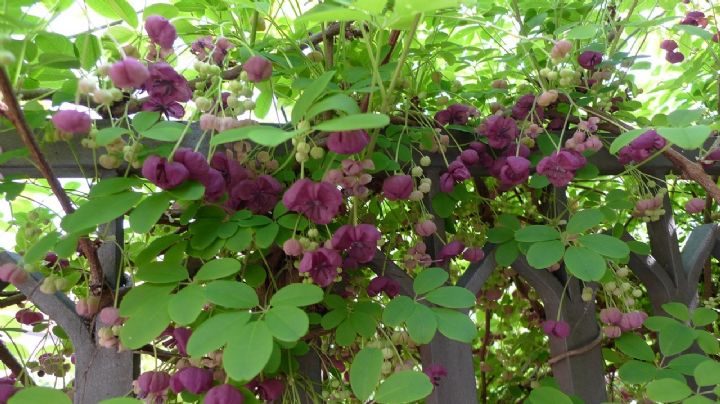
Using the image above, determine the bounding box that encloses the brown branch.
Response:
[663,148,720,203]
[479,309,491,404]
[547,333,602,365]
[0,341,34,386]
[136,345,177,361]
[0,293,25,309]
[0,68,104,296]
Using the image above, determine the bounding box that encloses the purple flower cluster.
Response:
[660,39,684,64]
[541,320,571,339]
[247,378,284,401]
[434,103,479,126]
[331,224,381,268]
[367,276,400,298]
[680,11,708,27]
[205,384,245,404]
[439,160,471,192]
[298,247,342,287]
[134,371,170,402]
[382,175,414,200]
[243,56,273,83]
[283,179,343,224]
[170,366,213,395]
[191,36,234,65]
[145,16,177,50]
[600,308,647,338]
[142,62,192,119]
[326,130,370,154]
[578,51,603,70]
[324,159,374,198]
[511,94,544,121]
[536,149,587,187]
[617,130,666,164]
[109,57,149,89]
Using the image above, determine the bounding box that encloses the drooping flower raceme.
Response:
[536,149,587,187]
[243,56,273,82]
[382,175,414,200]
[617,130,666,164]
[298,248,342,287]
[145,15,177,50]
[141,155,189,190]
[331,224,381,268]
[476,115,519,149]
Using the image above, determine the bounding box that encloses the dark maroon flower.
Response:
[142,96,185,119]
[169,366,213,394]
[231,175,282,214]
[172,327,191,357]
[468,141,494,168]
[536,149,587,187]
[665,51,684,64]
[511,94,544,122]
[145,62,191,103]
[660,39,678,51]
[497,156,530,187]
[680,11,708,27]
[0,383,16,404]
[283,179,343,224]
[460,149,480,166]
[382,175,413,200]
[477,115,519,149]
[439,160,471,192]
[434,104,479,126]
[686,198,704,214]
[52,110,91,134]
[243,56,273,82]
[298,247,342,287]
[331,224,381,268]
[383,278,400,298]
[15,309,43,325]
[463,247,485,262]
[212,37,234,65]
[541,320,570,338]
[191,36,214,60]
[142,155,189,190]
[205,384,244,404]
[247,378,284,401]
[618,129,666,164]
[173,148,210,179]
[145,16,177,49]
[367,277,387,297]
[43,252,68,268]
[578,51,603,70]
[424,364,448,387]
[211,152,249,186]
[326,130,370,154]
[440,240,465,261]
[136,371,170,398]
[201,168,226,202]
[109,57,149,89]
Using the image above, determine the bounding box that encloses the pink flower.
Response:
[142,155,189,190]
[600,307,622,325]
[205,384,245,404]
[536,149,587,187]
[476,115,519,149]
[424,364,448,387]
[665,51,685,64]
[109,58,149,89]
[551,40,572,59]
[172,327,191,356]
[618,130,666,164]
[299,248,342,287]
[497,156,530,187]
[243,56,273,82]
[440,160,471,192]
[52,110,91,134]
[283,179,343,224]
[331,224,381,267]
[685,198,704,214]
[603,325,622,338]
[578,51,603,70]
[145,16,177,49]
[541,320,571,338]
[619,311,647,331]
[440,240,465,261]
[15,309,43,325]
[170,367,213,394]
[212,37,234,65]
[434,104,479,126]
[326,130,370,154]
[511,94,544,121]
[98,307,122,326]
[283,239,303,256]
[247,378,284,401]
[135,371,170,398]
[415,220,437,237]
[382,175,413,200]
[463,247,485,263]
[231,175,282,214]
[660,39,678,51]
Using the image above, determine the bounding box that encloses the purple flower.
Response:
[172,327,191,356]
[211,152,250,186]
[680,11,708,27]
[52,110,91,134]
[201,168,226,202]
[231,175,282,214]
[205,384,245,404]
[424,364,448,387]
[145,16,177,49]
[460,149,480,166]
[169,366,213,395]
[15,309,43,325]
[578,51,603,70]
[326,130,370,154]
[434,104,479,126]
[212,37,234,65]
[439,160,471,192]
[476,115,519,149]
[283,179,343,224]
[536,149,586,187]
[247,378,284,401]
[331,224,381,268]
[191,36,214,60]
[511,94,544,122]
[603,325,622,338]
[660,39,678,51]
[600,308,622,325]
[367,277,388,297]
[109,57,149,89]
[382,175,414,200]
[619,311,647,331]
[142,155,189,189]
[0,383,16,403]
[618,130,666,164]
[541,320,570,339]
[145,62,191,103]
[135,371,170,398]
[497,156,530,187]
[299,247,342,287]
[440,240,465,261]
[173,148,210,179]
[685,198,704,214]
[142,96,185,118]
[463,247,485,263]
[243,56,273,82]
[665,51,685,64]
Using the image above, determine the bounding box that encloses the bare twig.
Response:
[547,334,602,365]
[0,293,25,309]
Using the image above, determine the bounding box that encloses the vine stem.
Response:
[0,68,105,296]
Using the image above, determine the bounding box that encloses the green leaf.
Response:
[166,181,205,201]
[514,225,560,242]
[186,312,250,357]
[405,303,437,344]
[225,227,253,252]
[696,330,720,355]
[349,311,377,338]
[314,113,389,132]
[296,5,369,25]
[659,321,696,356]
[382,296,415,327]
[61,191,142,233]
[224,320,274,381]
[578,234,630,259]
[609,128,646,154]
[119,297,171,349]
[132,111,160,132]
[657,126,712,150]
[86,0,138,27]
[142,121,186,142]
[526,240,565,269]
[8,387,71,404]
[75,33,101,70]
[374,370,433,404]
[205,280,258,309]
[210,125,296,147]
[129,192,172,233]
[668,354,709,375]
[270,283,324,307]
[527,386,573,404]
[424,286,476,309]
[566,24,599,39]
[616,333,655,361]
[89,177,144,198]
[694,360,720,386]
[674,24,714,40]
[431,193,455,218]
[413,267,448,295]
[194,258,242,282]
[255,223,279,248]
[350,347,383,402]
[618,360,657,384]
[692,307,718,327]
[564,246,606,281]
[168,284,205,326]
[566,209,604,234]
[683,395,716,404]
[433,308,477,343]
[335,319,356,346]
[487,227,514,243]
[119,284,175,316]
[306,93,361,120]
[495,241,519,266]
[646,378,692,402]
[667,109,703,127]
[265,305,309,342]
[136,261,188,283]
[24,231,59,263]
[662,302,690,322]
[142,3,179,19]
[95,127,129,147]
[291,70,336,124]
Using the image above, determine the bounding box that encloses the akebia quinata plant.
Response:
[0,1,719,404]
